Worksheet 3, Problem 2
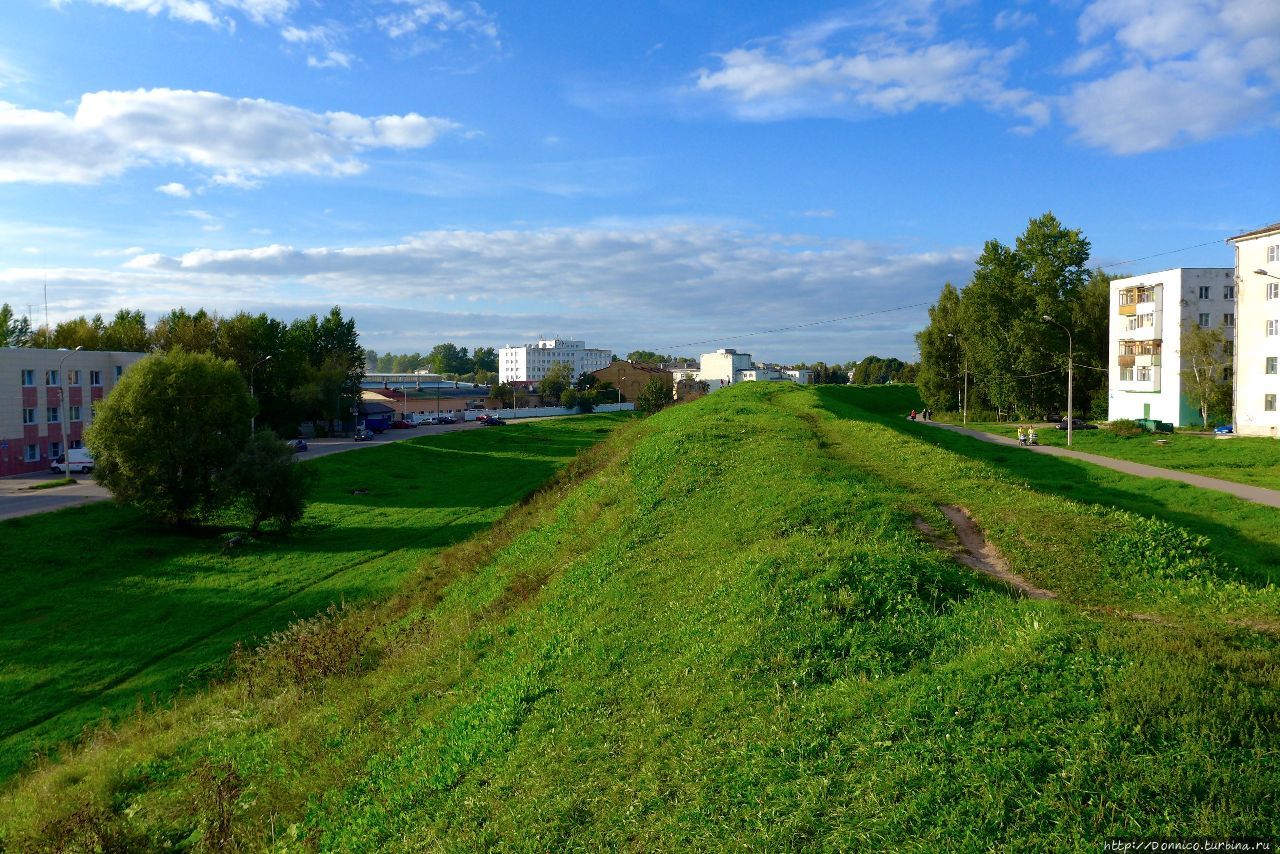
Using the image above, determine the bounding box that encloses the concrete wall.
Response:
[465,402,635,420]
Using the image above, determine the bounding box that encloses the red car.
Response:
[389,419,414,429]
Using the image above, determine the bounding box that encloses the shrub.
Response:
[1106,419,1145,438]
[227,430,317,534]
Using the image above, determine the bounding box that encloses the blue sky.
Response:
[0,0,1276,363]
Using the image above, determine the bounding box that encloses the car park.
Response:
[476,414,506,426]
[436,415,456,424]
[389,419,414,429]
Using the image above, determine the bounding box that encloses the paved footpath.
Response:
[926,421,1280,510]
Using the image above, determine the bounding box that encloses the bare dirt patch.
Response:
[914,505,1057,600]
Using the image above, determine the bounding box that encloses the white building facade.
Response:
[676,349,813,391]
[1230,222,1280,437]
[498,339,613,384]
[1108,267,1235,427]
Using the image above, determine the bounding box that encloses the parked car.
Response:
[389,419,414,429]
[1214,424,1234,435]
[436,414,456,424]
[477,414,506,426]
[286,438,309,452]
[51,449,94,474]
[1043,411,1063,424]
[353,427,374,442]
[1055,418,1098,431]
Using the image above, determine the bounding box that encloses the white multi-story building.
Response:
[1108,267,1235,427]
[498,339,613,384]
[676,349,812,391]
[1230,222,1280,437]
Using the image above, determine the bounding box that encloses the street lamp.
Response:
[1255,269,1280,280]
[1042,315,1074,447]
[946,333,967,425]
[249,355,272,435]
[58,346,83,467]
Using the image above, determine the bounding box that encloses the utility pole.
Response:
[1043,315,1074,447]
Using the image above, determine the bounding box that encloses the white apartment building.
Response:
[1230,222,1280,437]
[676,349,812,391]
[1108,267,1235,427]
[498,339,613,384]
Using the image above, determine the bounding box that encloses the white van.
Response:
[52,449,94,474]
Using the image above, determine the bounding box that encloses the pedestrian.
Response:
[1029,427,1039,446]
[909,409,917,421]
[1017,426,1027,446]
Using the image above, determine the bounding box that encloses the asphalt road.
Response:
[0,421,485,521]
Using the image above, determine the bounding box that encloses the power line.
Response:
[1099,239,1225,270]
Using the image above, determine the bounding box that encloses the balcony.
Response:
[1135,354,1161,368]
[1117,355,1135,367]
[1118,303,1137,316]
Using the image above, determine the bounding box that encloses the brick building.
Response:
[590,360,671,403]
[1,348,145,477]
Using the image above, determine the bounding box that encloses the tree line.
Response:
[1,303,366,436]
[366,344,499,382]
[915,213,1112,421]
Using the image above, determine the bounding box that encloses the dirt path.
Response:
[914,505,1057,600]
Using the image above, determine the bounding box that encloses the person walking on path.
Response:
[1017,426,1027,446]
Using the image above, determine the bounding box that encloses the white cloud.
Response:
[376,0,499,45]
[694,10,1048,130]
[994,9,1037,31]
[106,224,971,360]
[1061,0,1280,152]
[51,0,293,27]
[0,88,460,185]
[156,181,191,197]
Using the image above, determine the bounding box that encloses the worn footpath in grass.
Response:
[0,385,1276,850]
[0,415,626,781]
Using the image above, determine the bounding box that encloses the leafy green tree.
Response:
[539,361,575,401]
[575,371,600,392]
[1180,321,1232,427]
[51,315,104,350]
[102,309,150,352]
[86,351,254,526]
[472,347,498,372]
[427,343,471,375]
[636,376,672,415]
[915,282,965,410]
[492,382,515,407]
[153,308,220,353]
[228,430,317,534]
[626,350,670,365]
[0,304,32,347]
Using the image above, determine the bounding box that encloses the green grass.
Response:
[0,415,629,781]
[24,477,76,491]
[939,412,1280,491]
[1,386,1276,850]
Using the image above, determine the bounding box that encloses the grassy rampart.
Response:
[0,386,1275,850]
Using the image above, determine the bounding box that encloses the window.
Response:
[114,366,123,380]
[90,370,102,386]
[46,406,59,423]
[70,439,83,450]
[1268,357,1278,375]
[1199,313,1210,327]
[1224,313,1235,327]
[1269,245,1279,263]
[49,441,61,459]
[69,404,82,422]
[67,369,80,385]
[1222,367,1233,382]
[22,407,36,425]
[1225,285,1236,300]
[1269,320,1279,337]
[1199,285,1211,299]
[1119,367,1135,381]
[20,369,34,386]
[1136,366,1152,382]
[1225,341,1234,356]
[1268,394,1278,413]
[45,370,58,386]
[24,444,38,462]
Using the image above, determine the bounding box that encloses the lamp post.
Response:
[58,346,83,466]
[946,333,967,425]
[1042,315,1074,447]
[249,355,272,435]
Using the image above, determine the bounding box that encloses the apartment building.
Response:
[1108,268,1235,427]
[498,339,612,384]
[676,349,812,391]
[1229,222,1280,437]
[1,348,145,477]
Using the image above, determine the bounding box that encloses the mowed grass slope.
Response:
[0,416,624,781]
[1,385,1277,850]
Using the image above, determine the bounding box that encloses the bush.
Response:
[228,430,317,534]
[1106,419,1145,438]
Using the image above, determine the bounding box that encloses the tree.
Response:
[472,346,498,372]
[492,382,515,407]
[915,282,965,410]
[86,351,254,526]
[102,309,150,352]
[427,342,471,375]
[539,361,574,401]
[0,304,32,347]
[1180,321,1232,427]
[228,430,317,534]
[636,376,673,415]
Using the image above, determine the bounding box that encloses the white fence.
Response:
[464,402,635,421]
